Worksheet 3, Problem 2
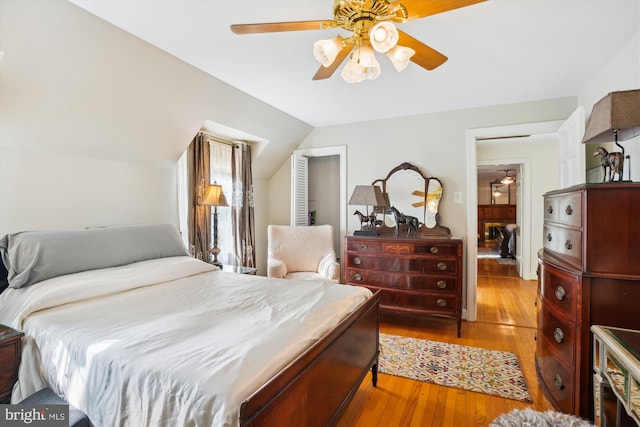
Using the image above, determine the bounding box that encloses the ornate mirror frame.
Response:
[372,162,451,237]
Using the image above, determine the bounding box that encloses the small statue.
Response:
[353,210,376,231]
[387,206,420,238]
[593,146,624,182]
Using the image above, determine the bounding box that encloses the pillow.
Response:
[0,224,189,289]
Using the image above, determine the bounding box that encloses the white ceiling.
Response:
[70,0,639,127]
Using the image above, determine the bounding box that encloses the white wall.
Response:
[276,98,577,238]
[579,31,640,180]
[0,1,312,247]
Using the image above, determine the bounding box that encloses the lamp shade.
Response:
[369,21,398,53]
[386,45,415,72]
[202,183,228,207]
[582,89,640,143]
[313,36,343,67]
[348,185,387,207]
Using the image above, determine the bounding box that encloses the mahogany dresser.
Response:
[344,235,463,337]
[0,324,23,403]
[536,183,640,420]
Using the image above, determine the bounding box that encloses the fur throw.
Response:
[489,408,594,427]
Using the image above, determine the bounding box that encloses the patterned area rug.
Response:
[379,333,532,402]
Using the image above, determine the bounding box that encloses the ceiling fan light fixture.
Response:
[369,21,398,53]
[386,45,415,72]
[313,36,343,67]
[500,169,515,184]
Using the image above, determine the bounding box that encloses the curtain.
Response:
[231,143,256,267]
[186,133,211,261]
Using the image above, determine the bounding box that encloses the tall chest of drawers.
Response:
[536,183,640,419]
[344,235,463,337]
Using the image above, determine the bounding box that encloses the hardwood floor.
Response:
[336,254,553,427]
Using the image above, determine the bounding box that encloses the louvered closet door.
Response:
[291,153,309,226]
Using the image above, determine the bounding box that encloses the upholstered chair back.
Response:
[267,224,340,282]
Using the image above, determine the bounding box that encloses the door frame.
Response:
[292,145,347,264]
[465,121,563,321]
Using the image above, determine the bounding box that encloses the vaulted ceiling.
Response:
[70,0,640,127]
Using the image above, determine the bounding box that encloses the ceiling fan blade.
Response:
[397,30,448,70]
[230,20,336,34]
[394,0,486,22]
[312,44,354,81]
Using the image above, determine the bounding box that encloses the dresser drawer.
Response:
[366,286,459,314]
[346,253,458,275]
[539,261,579,322]
[345,268,458,293]
[544,192,582,227]
[345,239,382,253]
[543,225,583,268]
[536,345,575,414]
[382,241,459,257]
[538,302,576,365]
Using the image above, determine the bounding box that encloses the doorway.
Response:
[465,120,564,321]
[477,163,522,278]
[291,145,347,264]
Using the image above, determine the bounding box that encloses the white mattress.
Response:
[0,256,372,426]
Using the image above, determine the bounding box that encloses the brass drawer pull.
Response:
[353,273,362,282]
[436,299,447,308]
[553,327,564,344]
[565,205,573,215]
[564,240,573,250]
[359,244,368,249]
[430,246,439,254]
[553,374,564,390]
[436,280,447,289]
[354,257,362,265]
[547,233,552,242]
[437,262,447,271]
[554,286,566,301]
[547,206,554,214]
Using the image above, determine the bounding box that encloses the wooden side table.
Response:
[220,264,257,275]
[592,325,640,426]
[0,324,24,403]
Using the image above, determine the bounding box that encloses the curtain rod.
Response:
[198,131,246,147]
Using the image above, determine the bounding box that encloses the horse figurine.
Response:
[353,210,376,231]
[593,146,624,182]
[387,206,420,237]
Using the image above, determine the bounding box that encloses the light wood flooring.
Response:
[336,252,553,427]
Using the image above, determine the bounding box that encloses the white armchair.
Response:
[267,224,340,283]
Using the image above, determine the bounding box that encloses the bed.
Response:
[0,224,379,427]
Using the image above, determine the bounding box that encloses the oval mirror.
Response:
[373,162,450,237]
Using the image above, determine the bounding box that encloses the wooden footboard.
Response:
[239,291,380,427]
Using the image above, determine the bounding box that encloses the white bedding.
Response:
[0,256,372,427]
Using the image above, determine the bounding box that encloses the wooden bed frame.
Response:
[240,291,380,427]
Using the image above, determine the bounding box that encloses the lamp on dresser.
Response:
[200,182,228,266]
[582,89,640,182]
[348,185,387,236]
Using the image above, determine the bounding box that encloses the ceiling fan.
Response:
[230,0,486,83]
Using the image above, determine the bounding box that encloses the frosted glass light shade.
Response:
[369,21,398,53]
[386,45,415,72]
[341,45,381,83]
[313,37,343,67]
[341,54,363,83]
[358,45,381,80]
